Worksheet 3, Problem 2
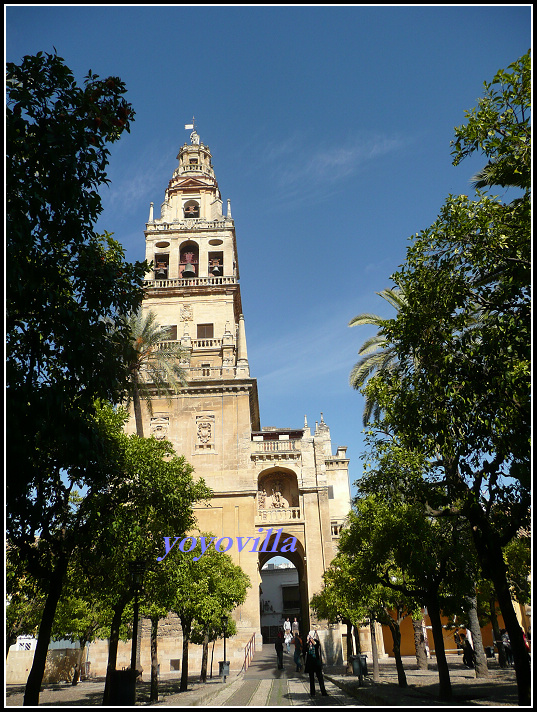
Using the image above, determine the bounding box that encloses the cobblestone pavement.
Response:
[5,652,525,707]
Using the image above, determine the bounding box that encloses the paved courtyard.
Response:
[6,650,523,706]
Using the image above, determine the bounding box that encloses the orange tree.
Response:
[370,52,530,705]
[6,51,148,705]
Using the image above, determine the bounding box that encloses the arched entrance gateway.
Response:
[83,129,356,676]
[259,546,309,643]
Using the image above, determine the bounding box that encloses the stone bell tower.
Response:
[120,127,356,674]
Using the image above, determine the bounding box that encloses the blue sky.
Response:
[6,5,531,497]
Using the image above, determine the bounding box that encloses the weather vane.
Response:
[184,117,199,144]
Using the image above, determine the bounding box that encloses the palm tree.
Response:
[125,309,189,437]
[470,158,530,191]
[349,285,484,426]
[348,288,407,426]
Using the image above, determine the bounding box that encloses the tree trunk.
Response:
[352,623,362,654]
[136,611,143,674]
[210,639,215,679]
[150,617,159,702]
[488,594,507,668]
[491,573,530,705]
[72,634,89,685]
[345,621,353,674]
[427,597,451,701]
[23,555,68,706]
[412,616,428,670]
[102,595,130,705]
[369,617,380,682]
[388,617,407,687]
[469,512,531,705]
[465,593,489,678]
[179,618,191,693]
[132,380,144,438]
[200,631,209,682]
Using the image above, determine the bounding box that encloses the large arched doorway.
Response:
[258,533,310,644]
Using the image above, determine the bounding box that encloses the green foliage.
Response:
[348,288,407,425]
[451,52,530,190]
[6,51,149,547]
[72,402,213,604]
[166,537,251,628]
[502,536,531,605]
[365,51,530,545]
[122,309,190,436]
[6,547,46,649]
[310,553,369,627]
[345,52,531,704]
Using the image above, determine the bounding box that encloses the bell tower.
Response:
[123,127,357,674]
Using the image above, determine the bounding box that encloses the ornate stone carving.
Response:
[180,304,193,321]
[150,417,169,440]
[196,414,215,449]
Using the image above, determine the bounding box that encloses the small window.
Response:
[328,486,334,499]
[189,158,198,165]
[197,324,214,339]
[201,363,211,377]
[170,659,180,671]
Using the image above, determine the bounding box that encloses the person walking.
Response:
[283,617,291,636]
[461,634,475,669]
[292,617,299,635]
[501,629,514,665]
[284,629,293,654]
[293,632,303,672]
[275,630,284,670]
[304,631,328,697]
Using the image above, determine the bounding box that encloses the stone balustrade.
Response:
[251,440,298,453]
[191,338,223,349]
[255,507,302,524]
[155,339,224,351]
[146,219,231,231]
[145,276,237,288]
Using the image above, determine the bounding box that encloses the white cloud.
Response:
[100,138,173,215]
[259,131,406,206]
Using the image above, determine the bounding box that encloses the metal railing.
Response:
[239,632,257,675]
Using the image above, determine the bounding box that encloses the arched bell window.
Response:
[184,200,200,218]
[179,241,199,279]
[208,251,224,276]
[154,253,169,280]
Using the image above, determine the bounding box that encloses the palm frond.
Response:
[376,287,407,311]
[358,334,388,356]
[348,313,385,328]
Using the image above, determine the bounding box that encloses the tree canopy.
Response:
[348,50,531,705]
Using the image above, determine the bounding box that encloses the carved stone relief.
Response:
[181,304,193,322]
[196,414,215,450]
[150,417,169,440]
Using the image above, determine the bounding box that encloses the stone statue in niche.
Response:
[270,480,289,509]
[258,488,267,509]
